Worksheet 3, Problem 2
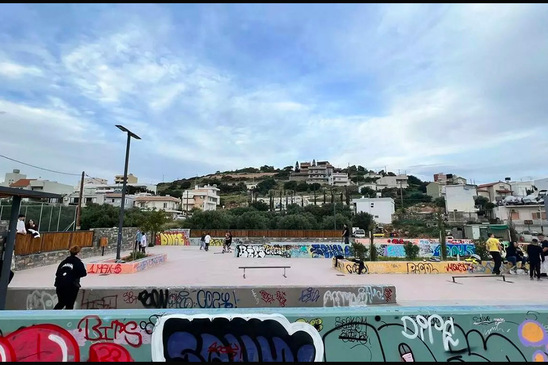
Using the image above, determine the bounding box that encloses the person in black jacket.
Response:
[54,245,87,309]
[527,239,543,281]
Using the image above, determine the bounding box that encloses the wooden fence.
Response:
[189,229,342,238]
[14,231,94,256]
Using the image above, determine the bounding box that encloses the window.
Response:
[375,215,379,218]
[511,211,519,220]
[163,203,167,209]
[532,212,547,220]
[370,203,375,208]
[112,199,115,203]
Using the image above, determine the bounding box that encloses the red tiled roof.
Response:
[9,179,36,188]
[478,182,506,188]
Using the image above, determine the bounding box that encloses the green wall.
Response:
[0,305,545,362]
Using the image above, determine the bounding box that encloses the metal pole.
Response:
[0,195,22,310]
[72,206,77,231]
[37,203,43,231]
[48,205,53,232]
[0,206,3,220]
[56,205,62,231]
[116,132,132,261]
[24,206,27,218]
[76,171,85,230]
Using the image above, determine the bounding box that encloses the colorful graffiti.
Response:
[156,230,191,246]
[9,285,394,310]
[0,306,546,361]
[332,258,503,275]
[86,254,167,274]
[235,243,351,259]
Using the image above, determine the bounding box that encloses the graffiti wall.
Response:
[355,239,476,258]
[7,284,397,310]
[333,258,508,275]
[86,254,167,274]
[235,243,352,258]
[156,230,191,246]
[0,305,547,362]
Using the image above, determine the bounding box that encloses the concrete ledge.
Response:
[86,253,167,274]
[332,258,520,274]
[10,284,397,310]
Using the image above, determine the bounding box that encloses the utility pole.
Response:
[75,171,84,230]
[400,180,404,209]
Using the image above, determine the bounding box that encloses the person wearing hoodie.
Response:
[527,239,543,281]
[53,245,87,309]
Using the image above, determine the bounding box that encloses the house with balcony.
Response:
[375,174,409,190]
[182,184,221,212]
[328,172,350,186]
[114,173,138,184]
[494,203,547,234]
[289,160,334,184]
[103,193,136,209]
[477,181,513,203]
[133,195,182,219]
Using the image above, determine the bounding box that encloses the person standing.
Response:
[135,229,143,252]
[223,231,233,253]
[16,214,26,235]
[538,234,548,276]
[527,238,543,281]
[200,232,206,251]
[140,232,147,254]
[342,224,350,245]
[54,245,87,310]
[204,232,211,252]
[485,233,503,275]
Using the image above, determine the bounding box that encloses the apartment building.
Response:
[477,181,512,203]
[351,197,395,224]
[182,185,221,211]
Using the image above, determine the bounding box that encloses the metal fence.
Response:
[0,203,77,232]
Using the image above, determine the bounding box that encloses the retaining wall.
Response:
[332,258,521,275]
[0,305,545,361]
[235,243,352,258]
[9,284,396,310]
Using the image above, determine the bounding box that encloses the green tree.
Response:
[278,214,314,229]
[140,209,170,249]
[296,181,309,192]
[250,201,269,211]
[236,211,270,229]
[185,210,232,229]
[360,187,377,198]
[284,181,298,191]
[256,178,277,195]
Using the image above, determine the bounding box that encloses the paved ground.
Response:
[11,245,548,306]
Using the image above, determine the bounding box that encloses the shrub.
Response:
[350,242,369,261]
[473,239,490,261]
[122,251,148,262]
[403,241,420,260]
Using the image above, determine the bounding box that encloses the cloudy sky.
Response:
[1,4,547,187]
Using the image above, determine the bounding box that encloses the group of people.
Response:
[486,232,548,280]
[16,214,40,238]
[200,231,233,253]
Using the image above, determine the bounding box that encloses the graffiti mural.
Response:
[235,243,351,259]
[150,314,324,362]
[333,259,502,275]
[156,230,191,246]
[0,306,546,361]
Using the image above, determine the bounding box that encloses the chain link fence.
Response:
[0,203,77,232]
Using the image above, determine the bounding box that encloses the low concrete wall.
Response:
[14,227,145,271]
[356,238,476,258]
[9,284,397,310]
[86,253,167,274]
[235,243,352,258]
[332,258,522,275]
[0,305,545,361]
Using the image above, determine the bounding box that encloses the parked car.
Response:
[353,229,366,238]
[519,231,539,242]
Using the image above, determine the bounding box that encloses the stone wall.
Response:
[9,284,396,310]
[14,227,149,271]
[0,305,545,361]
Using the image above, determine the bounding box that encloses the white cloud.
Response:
[0,61,42,78]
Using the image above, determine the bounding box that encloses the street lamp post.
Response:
[115,125,141,262]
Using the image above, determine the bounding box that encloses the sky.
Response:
[1,4,547,187]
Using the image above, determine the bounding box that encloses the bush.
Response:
[473,239,490,261]
[350,242,368,261]
[403,241,420,260]
[122,251,148,262]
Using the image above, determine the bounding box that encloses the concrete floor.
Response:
[11,245,548,306]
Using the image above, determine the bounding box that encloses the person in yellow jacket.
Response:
[485,233,503,275]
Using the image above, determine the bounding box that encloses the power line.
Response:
[0,154,81,176]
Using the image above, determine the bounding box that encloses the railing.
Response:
[189,230,342,238]
[14,231,94,256]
